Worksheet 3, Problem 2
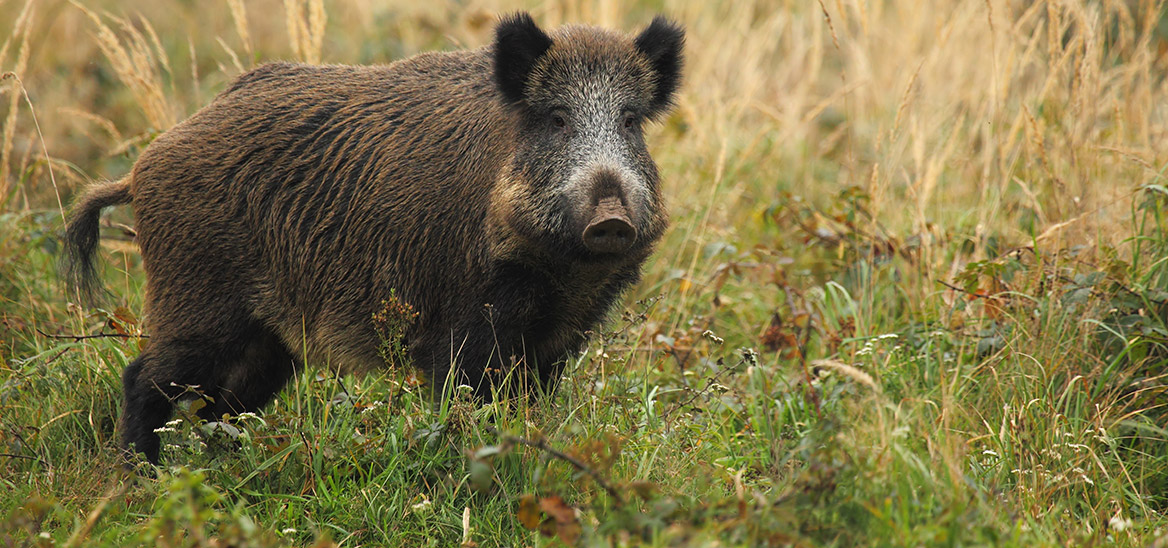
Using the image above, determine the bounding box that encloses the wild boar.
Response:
[62,12,684,464]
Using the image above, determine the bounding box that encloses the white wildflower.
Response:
[1109,512,1131,532]
[411,497,433,514]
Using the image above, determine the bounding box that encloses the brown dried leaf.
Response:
[556,520,582,545]
[538,496,576,524]
[105,306,138,336]
[782,342,803,360]
[516,494,540,530]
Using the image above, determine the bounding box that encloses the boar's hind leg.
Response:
[120,339,226,465]
[208,329,299,418]
[120,355,169,465]
[120,326,295,465]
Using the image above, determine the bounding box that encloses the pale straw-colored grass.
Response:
[284,0,327,64]
[71,3,175,131]
[225,0,253,61]
[0,0,33,209]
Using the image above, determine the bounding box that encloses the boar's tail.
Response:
[62,176,133,304]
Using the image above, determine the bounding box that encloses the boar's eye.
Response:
[621,112,641,134]
[548,108,569,132]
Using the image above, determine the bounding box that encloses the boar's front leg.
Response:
[418,265,562,400]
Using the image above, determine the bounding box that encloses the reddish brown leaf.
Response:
[105,306,138,336]
[538,496,576,524]
[556,520,582,545]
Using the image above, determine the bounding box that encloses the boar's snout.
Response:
[583,196,638,255]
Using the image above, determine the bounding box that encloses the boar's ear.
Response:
[634,16,685,117]
[494,12,553,105]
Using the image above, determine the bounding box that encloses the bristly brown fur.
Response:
[61,12,683,465]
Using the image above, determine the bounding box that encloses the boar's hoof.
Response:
[583,197,637,254]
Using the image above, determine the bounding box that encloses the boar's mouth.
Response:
[581,196,638,255]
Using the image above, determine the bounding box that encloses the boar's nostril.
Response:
[583,197,637,255]
[583,218,637,254]
[584,218,637,253]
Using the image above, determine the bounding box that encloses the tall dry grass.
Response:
[660,0,1167,253]
[0,0,1162,316]
[0,0,33,210]
[0,0,1161,343]
[283,0,327,64]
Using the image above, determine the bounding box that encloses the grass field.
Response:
[2,0,1168,545]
